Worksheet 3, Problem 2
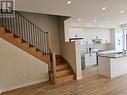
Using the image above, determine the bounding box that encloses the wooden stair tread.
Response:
[54,56,75,84]
[56,74,74,79]
[29,47,36,52]
[56,66,70,71]
[56,68,72,77]
[0,28,48,63]
[1,32,14,37]
[55,74,75,84]
[56,64,69,71]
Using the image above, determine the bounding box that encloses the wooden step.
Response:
[36,51,43,56]
[1,32,14,38]
[55,74,74,84]
[29,47,36,52]
[56,69,72,77]
[0,29,49,64]
[20,42,29,49]
[0,27,5,33]
[56,58,66,64]
[13,38,22,43]
[56,64,69,71]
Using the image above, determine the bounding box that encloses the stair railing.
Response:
[0,11,50,54]
[0,11,57,83]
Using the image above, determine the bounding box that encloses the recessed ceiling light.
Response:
[120,10,124,14]
[102,7,107,10]
[67,0,72,4]
[78,18,81,21]
[106,21,110,23]
[93,19,97,22]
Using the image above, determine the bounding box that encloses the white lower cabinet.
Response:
[85,53,97,67]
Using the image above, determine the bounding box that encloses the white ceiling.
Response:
[16,0,127,28]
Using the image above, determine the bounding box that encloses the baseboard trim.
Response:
[0,79,48,93]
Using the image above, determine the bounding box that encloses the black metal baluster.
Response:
[8,14,12,33]
[31,24,34,46]
[14,15,17,36]
[4,15,7,29]
[17,13,21,38]
[36,29,39,49]
[46,33,49,53]
[1,14,3,27]
[11,17,14,34]
[24,19,27,42]
[19,15,24,41]
[39,32,42,51]
[43,32,45,54]
[1,11,50,55]
[35,26,37,48]
[6,15,9,31]
[26,20,30,43]
[32,24,36,47]
[45,33,48,54]
[39,30,42,51]
[34,25,36,48]
[41,32,45,52]
[44,32,46,54]
[3,15,5,27]
[15,13,19,36]
[25,20,28,42]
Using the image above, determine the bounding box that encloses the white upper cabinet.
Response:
[110,28,123,52]
[69,27,111,45]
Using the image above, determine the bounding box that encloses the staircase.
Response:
[0,11,75,84]
[0,27,48,63]
[55,56,75,84]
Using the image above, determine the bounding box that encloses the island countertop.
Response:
[98,53,127,58]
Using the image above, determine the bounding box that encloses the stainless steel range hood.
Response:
[92,39,102,44]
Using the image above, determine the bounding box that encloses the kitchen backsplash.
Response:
[81,43,112,52]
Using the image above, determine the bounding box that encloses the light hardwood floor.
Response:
[2,67,127,95]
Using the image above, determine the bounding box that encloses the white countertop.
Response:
[99,53,127,58]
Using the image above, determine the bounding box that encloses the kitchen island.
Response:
[98,53,127,79]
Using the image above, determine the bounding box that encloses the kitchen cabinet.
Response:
[84,32,110,45]
[110,28,123,52]
[69,27,111,45]
[85,53,97,67]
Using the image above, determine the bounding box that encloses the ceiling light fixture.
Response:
[106,21,110,23]
[67,0,72,4]
[120,10,124,14]
[102,7,107,10]
[93,19,97,22]
[78,18,81,21]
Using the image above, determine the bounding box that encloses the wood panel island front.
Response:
[98,53,127,79]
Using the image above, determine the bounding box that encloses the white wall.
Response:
[0,38,48,93]
[20,11,60,55]
[58,18,82,80]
